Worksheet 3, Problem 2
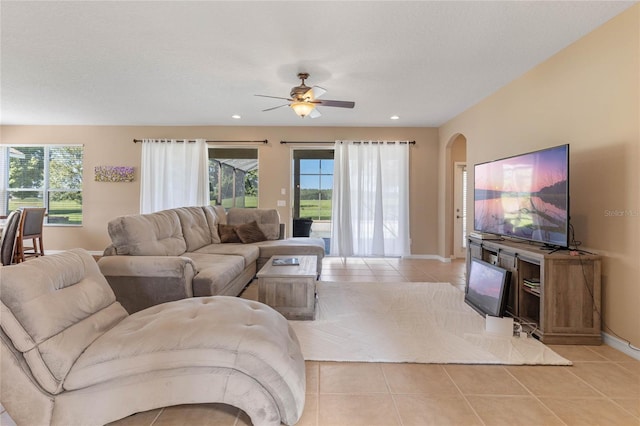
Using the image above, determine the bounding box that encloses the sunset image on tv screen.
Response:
[474,145,569,247]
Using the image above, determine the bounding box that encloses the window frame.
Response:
[292,149,334,220]
[0,144,84,226]
[208,147,259,209]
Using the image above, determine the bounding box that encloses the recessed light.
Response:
[390,115,400,120]
[232,114,241,119]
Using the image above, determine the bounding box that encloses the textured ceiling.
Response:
[1,1,635,127]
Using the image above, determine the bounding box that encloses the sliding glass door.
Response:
[292,149,334,245]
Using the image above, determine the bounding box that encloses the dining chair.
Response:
[0,210,22,265]
[15,207,46,263]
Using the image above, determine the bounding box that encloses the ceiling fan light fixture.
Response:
[258,73,354,119]
[291,101,315,117]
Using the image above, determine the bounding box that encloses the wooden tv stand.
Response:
[467,236,602,345]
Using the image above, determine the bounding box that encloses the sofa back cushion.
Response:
[202,206,222,244]
[175,206,214,251]
[0,249,128,394]
[227,208,281,240]
[108,209,186,256]
[212,205,227,225]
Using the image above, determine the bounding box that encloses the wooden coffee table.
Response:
[257,255,317,320]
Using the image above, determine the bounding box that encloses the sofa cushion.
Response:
[254,238,326,273]
[235,221,267,244]
[108,209,186,256]
[202,206,222,244]
[213,205,227,225]
[175,206,212,252]
[63,297,305,417]
[219,224,242,243]
[0,249,128,394]
[194,243,260,266]
[227,208,280,240]
[183,253,246,295]
[254,238,326,258]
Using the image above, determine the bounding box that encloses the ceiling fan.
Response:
[255,73,355,118]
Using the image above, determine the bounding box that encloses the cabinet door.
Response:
[497,251,518,316]
[543,258,601,339]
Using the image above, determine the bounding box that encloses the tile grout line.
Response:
[313,362,320,426]
[502,366,569,426]
[615,360,640,374]
[441,366,487,426]
[232,406,244,426]
[562,360,640,420]
[379,364,405,426]
[148,407,164,426]
[562,362,613,399]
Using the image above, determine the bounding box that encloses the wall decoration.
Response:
[94,166,135,182]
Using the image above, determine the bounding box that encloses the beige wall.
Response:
[439,5,640,345]
[0,126,440,256]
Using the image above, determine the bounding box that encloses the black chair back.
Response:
[1,210,22,265]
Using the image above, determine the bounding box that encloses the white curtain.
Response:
[140,139,209,213]
[330,141,410,257]
[0,147,6,214]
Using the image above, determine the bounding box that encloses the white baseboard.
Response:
[602,331,640,361]
[402,254,451,263]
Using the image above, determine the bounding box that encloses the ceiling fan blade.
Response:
[262,104,290,112]
[301,85,327,102]
[316,99,355,108]
[255,94,293,101]
[309,108,322,118]
[310,85,327,99]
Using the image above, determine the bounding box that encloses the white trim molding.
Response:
[602,332,640,361]
[402,254,452,263]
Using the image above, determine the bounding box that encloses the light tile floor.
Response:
[3,257,639,426]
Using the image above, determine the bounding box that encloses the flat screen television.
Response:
[465,258,511,318]
[474,144,570,248]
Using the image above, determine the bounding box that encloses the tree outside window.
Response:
[1,145,83,224]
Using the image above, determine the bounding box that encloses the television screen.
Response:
[465,258,511,318]
[474,144,569,247]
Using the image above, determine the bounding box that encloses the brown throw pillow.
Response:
[218,224,241,243]
[235,221,267,244]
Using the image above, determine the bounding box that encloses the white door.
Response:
[453,162,467,258]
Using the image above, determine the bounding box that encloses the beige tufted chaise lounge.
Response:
[0,249,305,426]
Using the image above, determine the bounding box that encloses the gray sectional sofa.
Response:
[98,206,325,313]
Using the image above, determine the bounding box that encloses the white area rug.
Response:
[289,282,571,365]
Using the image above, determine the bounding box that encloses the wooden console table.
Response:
[468,237,602,345]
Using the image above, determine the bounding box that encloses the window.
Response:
[208,148,258,208]
[293,149,334,220]
[0,145,83,224]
